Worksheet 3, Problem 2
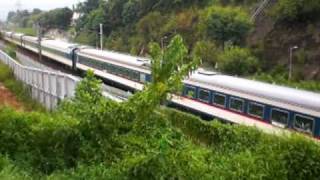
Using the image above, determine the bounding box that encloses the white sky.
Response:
[0,0,85,21]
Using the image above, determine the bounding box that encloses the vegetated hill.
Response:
[5,0,320,90]
[72,0,320,88]
[0,70,320,179]
[248,0,320,81]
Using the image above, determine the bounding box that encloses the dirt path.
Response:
[0,83,23,110]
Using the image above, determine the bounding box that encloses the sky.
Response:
[0,0,85,21]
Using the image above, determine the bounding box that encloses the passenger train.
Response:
[1,30,320,139]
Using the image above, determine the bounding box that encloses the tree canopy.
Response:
[217,46,259,76]
[205,6,253,48]
[272,0,320,22]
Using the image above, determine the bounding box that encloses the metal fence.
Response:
[251,0,276,22]
[0,50,80,110]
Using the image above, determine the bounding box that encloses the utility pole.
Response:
[37,23,42,62]
[100,23,103,50]
[288,45,298,80]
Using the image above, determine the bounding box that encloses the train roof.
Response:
[42,39,77,53]
[12,33,24,37]
[4,31,13,35]
[79,48,150,70]
[23,35,38,42]
[188,70,320,112]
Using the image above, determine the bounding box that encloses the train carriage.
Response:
[41,40,78,67]
[11,33,24,46]
[22,36,39,53]
[2,30,320,139]
[180,70,320,137]
[76,48,151,90]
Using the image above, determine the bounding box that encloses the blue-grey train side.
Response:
[76,53,151,83]
[2,31,319,139]
[183,71,320,138]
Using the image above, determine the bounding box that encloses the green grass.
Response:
[15,27,36,36]
[0,70,319,179]
[0,62,45,111]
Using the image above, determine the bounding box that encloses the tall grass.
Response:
[0,62,44,111]
[0,70,319,179]
[15,27,36,36]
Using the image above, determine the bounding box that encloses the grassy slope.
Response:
[0,96,319,179]
[14,27,36,36]
[0,62,44,111]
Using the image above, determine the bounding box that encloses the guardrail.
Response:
[0,50,80,109]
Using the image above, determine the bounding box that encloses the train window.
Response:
[213,93,226,107]
[134,72,140,81]
[229,97,244,112]
[271,109,289,127]
[185,86,196,98]
[294,114,314,134]
[248,102,264,119]
[198,89,210,103]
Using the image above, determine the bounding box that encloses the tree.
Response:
[122,0,140,24]
[192,40,220,67]
[37,8,73,30]
[127,35,200,122]
[272,0,320,22]
[136,11,166,44]
[77,0,101,14]
[103,0,127,27]
[31,8,42,15]
[7,11,16,22]
[206,6,252,49]
[217,46,258,76]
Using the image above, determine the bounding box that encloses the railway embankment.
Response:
[0,70,320,179]
[0,62,43,111]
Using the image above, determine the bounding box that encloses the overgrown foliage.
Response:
[0,74,319,179]
[272,0,320,22]
[217,46,259,76]
[6,7,73,31]
[1,35,320,179]
[253,73,320,92]
[0,62,44,111]
[4,44,17,59]
[205,6,253,48]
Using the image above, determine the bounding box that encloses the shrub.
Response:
[0,63,44,111]
[217,46,259,76]
[272,0,320,22]
[205,6,252,48]
[192,40,220,67]
[4,44,17,59]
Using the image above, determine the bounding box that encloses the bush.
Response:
[1,63,320,179]
[205,6,252,48]
[0,107,79,174]
[4,44,17,59]
[272,0,320,22]
[254,73,320,92]
[192,40,220,67]
[217,46,259,76]
[0,63,44,111]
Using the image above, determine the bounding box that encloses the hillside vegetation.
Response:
[0,34,320,179]
[72,0,320,90]
[5,0,320,91]
[0,62,44,111]
[0,65,320,179]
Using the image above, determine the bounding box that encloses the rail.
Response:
[0,50,80,109]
